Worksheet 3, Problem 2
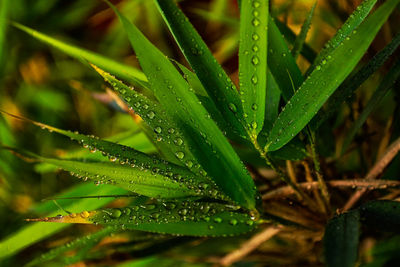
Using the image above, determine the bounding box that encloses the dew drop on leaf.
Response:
[175,151,185,159]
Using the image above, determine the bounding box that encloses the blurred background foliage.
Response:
[0,0,399,266]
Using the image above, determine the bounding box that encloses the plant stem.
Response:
[308,129,331,212]
[251,136,317,211]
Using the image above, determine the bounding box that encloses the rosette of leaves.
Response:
[1,0,400,266]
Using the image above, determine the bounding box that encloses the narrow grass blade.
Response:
[268,17,304,101]
[341,59,400,154]
[154,0,248,139]
[308,0,377,74]
[11,22,148,88]
[266,0,400,152]
[324,210,360,267]
[360,200,400,233]
[291,1,316,59]
[26,227,116,267]
[173,60,235,138]
[4,146,210,199]
[263,71,281,133]
[275,19,317,63]
[311,31,400,130]
[29,201,257,237]
[108,2,257,210]
[0,183,126,259]
[238,0,268,136]
[0,110,219,199]
[0,0,9,70]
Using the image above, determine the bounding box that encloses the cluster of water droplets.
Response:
[89,201,257,235]
[65,125,228,200]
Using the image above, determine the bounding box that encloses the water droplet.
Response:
[80,211,90,218]
[154,126,162,134]
[110,209,122,218]
[214,217,222,223]
[252,18,260,27]
[229,219,238,226]
[251,103,258,111]
[208,225,214,230]
[228,103,237,113]
[175,151,185,159]
[253,1,260,8]
[168,128,175,134]
[174,138,183,146]
[252,56,259,65]
[147,111,155,119]
[316,65,321,70]
[252,45,259,52]
[185,161,193,168]
[251,121,257,129]
[251,75,258,84]
[252,33,259,41]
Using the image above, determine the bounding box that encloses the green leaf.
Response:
[0,183,127,260]
[275,19,317,63]
[359,200,400,233]
[91,65,210,175]
[30,201,257,237]
[308,0,377,74]
[291,1,316,60]
[324,210,360,267]
[341,59,400,154]
[268,17,304,101]
[239,0,268,136]
[311,31,400,131]
[0,0,9,70]
[26,227,116,267]
[107,2,257,210]
[262,71,281,134]
[4,146,212,200]
[266,0,400,152]
[153,0,248,139]
[11,22,148,88]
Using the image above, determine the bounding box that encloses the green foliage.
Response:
[324,210,361,267]
[1,0,400,265]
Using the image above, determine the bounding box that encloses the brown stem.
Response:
[262,179,400,200]
[343,137,400,211]
[219,225,282,266]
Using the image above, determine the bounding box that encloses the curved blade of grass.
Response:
[239,0,268,136]
[26,226,116,267]
[11,22,148,88]
[1,110,225,200]
[173,60,235,138]
[308,0,377,74]
[28,201,257,237]
[108,2,257,210]
[0,0,9,71]
[360,200,400,233]
[311,31,400,130]
[324,210,360,267]
[92,65,220,182]
[291,1,316,60]
[275,19,317,63]
[266,0,400,152]
[34,130,156,174]
[268,17,304,101]
[153,0,248,139]
[0,183,126,259]
[341,59,400,154]
[4,146,209,199]
[262,71,281,134]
